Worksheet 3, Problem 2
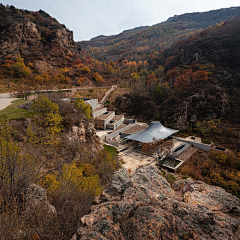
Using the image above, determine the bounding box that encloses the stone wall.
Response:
[105,123,137,140]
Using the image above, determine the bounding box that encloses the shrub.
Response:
[81,66,90,73]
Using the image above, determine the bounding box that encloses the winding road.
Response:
[0,85,118,112]
[0,93,18,111]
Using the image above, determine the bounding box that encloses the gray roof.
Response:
[125,121,179,143]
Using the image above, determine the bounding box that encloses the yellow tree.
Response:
[74,98,92,120]
[32,95,63,136]
[10,53,31,78]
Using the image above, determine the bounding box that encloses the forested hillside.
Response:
[80,7,240,62]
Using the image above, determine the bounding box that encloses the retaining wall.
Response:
[92,107,107,118]
[105,123,137,140]
[176,138,212,151]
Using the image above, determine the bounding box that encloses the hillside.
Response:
[0,4,81,71]
[79,7,240,62]
[113,18,240,146]
[0,4,115,91]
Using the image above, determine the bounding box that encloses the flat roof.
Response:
[112,124,127,132]
[123,124,148,134]
[111,115,124,121]
[95,111,115,120]
[93,106,105,112]
[125,121,179,143]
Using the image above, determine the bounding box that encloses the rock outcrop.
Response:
[72,165,240,240]
[0,6,80,72]
[24,184,56,215]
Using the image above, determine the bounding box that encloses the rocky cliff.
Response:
[72,165,240,240]
[0,5,81,72]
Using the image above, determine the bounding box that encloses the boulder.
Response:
[72,165,240,240]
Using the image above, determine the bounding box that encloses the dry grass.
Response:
[74,88,109,101]
[108,87,132,103]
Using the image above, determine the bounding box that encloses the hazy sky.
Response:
[1,0,240,41]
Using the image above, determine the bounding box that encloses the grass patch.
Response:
[104,144,118,158]
[0,99,34,120]
[104,101,110,105]
[165,173,176,185]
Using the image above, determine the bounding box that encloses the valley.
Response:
[0,3,240,239]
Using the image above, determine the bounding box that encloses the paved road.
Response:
[0,85,118,111]
[0,93,18,111]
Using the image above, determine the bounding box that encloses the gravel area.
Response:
[0,93,19,111]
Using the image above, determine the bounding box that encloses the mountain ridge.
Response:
[79,6,240,62]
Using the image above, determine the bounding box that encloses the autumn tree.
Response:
[32,95,63,135]
[155,65,165,78]
[93,72,105,83]
[193,70,208,83]
[10,54,31,78]
[74,98,92,119]
[142,138,173,167]
[174,69,192,90]
[146,73,157,86]
[81,66,90,73]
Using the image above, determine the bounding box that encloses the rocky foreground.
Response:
[72,166,240,240]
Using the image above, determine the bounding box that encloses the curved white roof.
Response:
[125,121,179,143]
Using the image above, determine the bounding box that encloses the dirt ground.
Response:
[107,87,132,103]
[121,151,156,172]
[74,88,109,101]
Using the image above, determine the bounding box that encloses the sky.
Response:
[1,0,240,41]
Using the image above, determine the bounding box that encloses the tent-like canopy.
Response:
[125,121,179,143]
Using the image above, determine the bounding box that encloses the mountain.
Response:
[0,4,81,72]
[157,17,240,74]
[72,165,240,239]
[79,7,240,62]
[113,17,240,151]
[0,4,110,90]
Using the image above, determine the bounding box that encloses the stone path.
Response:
[0,93,19,111]
[99,85,118,104]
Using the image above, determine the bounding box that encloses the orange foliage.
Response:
[142,139,173,158]
[2,59,15,68]
[77,77,86,85]
[93,72,105,83]
[193,70,208,83]
[174,75,191,90]
[166,56,173,65]
[146,73,157,86]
